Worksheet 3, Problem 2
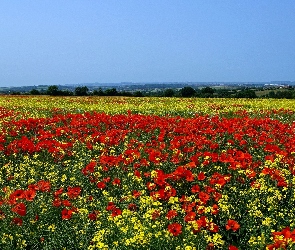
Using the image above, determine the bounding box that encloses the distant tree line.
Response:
[28,85,143,97]
[160,86,258,98]
[18,85,295,99]
[161,86,295,99]
[264,90,295,99]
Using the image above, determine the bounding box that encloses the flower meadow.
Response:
[1,96,295,249]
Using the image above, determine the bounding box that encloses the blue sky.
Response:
[1,1,295,87]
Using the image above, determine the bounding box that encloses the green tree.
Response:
[104,88,118,96]
[30,89,40,95]
[164,89,175,97]
[268,91,276,98]
[46,85,59,95]
[180,87,196,97]
[120,91,133,97]
[62,90,74,96]
[275,90,293,99]
[93,88,105,96]
[75,86,89,96]
[200,87,215,97]
[235,89,257,98]
[133,91,144,97]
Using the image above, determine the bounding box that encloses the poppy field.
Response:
[1,95,295,249]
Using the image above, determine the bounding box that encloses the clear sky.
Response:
[1,1,295,87]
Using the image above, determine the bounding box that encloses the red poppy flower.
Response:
[67,186,81,199]
[229,245,239,250]
[166,210,178,220]
[103,177,111,183]
[106,202,116,211]
[213,191,222,201]
[199,191,210,204]
[167,223,182,236]
[27,184,38,190]
[24,189,36,201]
[62,200,72,207]
[186,161,196,168]
[12,217,23,226]
[132,190,141,198]
[197,172,206,180]
[52,198,62,207]
[11,202,26,216]
[9,189,25,204]
[182,201,195,213]
[128,203,137,211]
[226,219,240,232]
[82,161,96,175]
[246,169,256,179]
[61,208,73,220]
[208,222,219,233]
[112,178,121,186]
[54,188,64,197]
[212,204,219,215]
[88,210,99,220]
[191,184,200,193]
[134,170,141,178]
[184,211,196,222]
[102,166,109,171]
[36,180,51,192]
[111,208,122,217]
[209,172,229,187]
[97,181,106,189]
[197,216,208,228]
[88,212,97,221]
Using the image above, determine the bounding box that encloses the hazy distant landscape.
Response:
[2,81,295,92]
[2,81,295,99]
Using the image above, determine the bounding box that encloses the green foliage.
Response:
[104,88,119,96]
[164,89,175,97]
[46,86,73,96]
[200,87,215,97]
[30,89,41,95]
[46,85,59,95]
[235,89,257,99]
[75,86,89,96]
[180,87,196,97]
[133,91,144,97]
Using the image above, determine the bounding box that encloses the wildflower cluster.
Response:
[0,96,295,249]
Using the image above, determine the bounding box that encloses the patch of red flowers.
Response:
[11,202,26,216]
[267,227,295,249]
[61,208,73,220]
[2,107,295,248]
[167,223,182,236]
[225,219,240,232]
